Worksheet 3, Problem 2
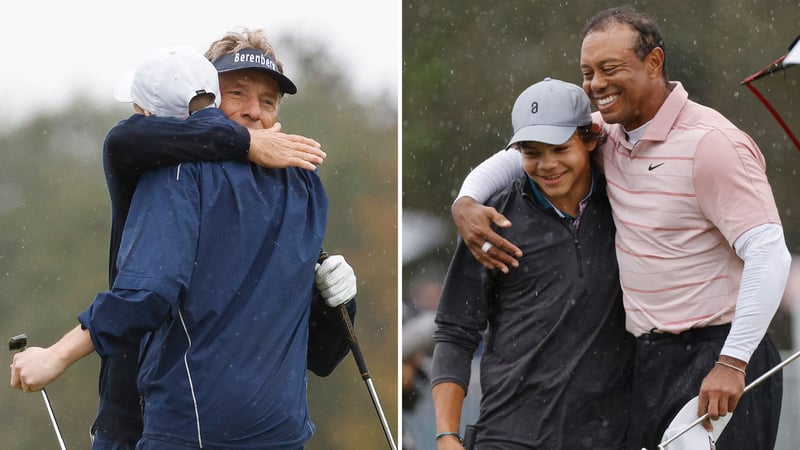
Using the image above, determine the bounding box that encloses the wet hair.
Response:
[511,124,606,150]
[188,93,216,114]
[205,27,286,76]
[582,6,668,82]
[578,123,607,147]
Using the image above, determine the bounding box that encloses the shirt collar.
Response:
[624,120,652,144]
[640,81,687,142]
[527,167,598,219]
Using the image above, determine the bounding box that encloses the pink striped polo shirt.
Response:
[598,82,782,336]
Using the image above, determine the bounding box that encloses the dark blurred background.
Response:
[402,1,799,449]
[0,36,398,449]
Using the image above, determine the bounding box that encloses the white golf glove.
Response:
[315,255,357,307]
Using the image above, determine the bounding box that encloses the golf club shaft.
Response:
[365,377,395,449]
[41,388,67,450]
[657,348,800,449]
[9,334,68,450]
[317,250,397,449]
[337,304,398,450]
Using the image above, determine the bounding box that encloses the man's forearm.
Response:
[52,325,96,366]
[432,382,467,436]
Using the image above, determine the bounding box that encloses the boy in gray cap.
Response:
[430,78,633,450]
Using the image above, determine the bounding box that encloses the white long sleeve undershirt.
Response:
[455,149,523,204]
[724,223,791,363]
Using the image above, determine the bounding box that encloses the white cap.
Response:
[659,396,733,450]
[506,77,592,148]
[113,46,219,119]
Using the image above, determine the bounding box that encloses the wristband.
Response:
[715,360,746,376]
[435,431,462,442]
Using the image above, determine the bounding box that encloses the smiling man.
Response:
[450,6,790,450]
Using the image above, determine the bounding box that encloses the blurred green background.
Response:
[402,0,799,449]
[0,36,398,449]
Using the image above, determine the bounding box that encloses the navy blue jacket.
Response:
[93,108,353,442]
[80,107,329,447]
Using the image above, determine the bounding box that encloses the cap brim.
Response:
[660,396,733,449]
[506,124,576,149]
[219,66,297,95]
[211,50,298,95]
[113,70,136,103]
[213,59,297,94]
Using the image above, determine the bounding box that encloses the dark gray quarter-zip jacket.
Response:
[432,172,634,450]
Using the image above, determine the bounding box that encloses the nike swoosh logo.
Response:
[648,163,664,171]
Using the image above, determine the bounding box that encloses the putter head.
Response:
[8,333,28,351]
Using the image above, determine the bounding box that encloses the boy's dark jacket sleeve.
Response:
[307,289,356,376]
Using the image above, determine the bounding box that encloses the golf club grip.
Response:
[462,424,477,450]
[316,250,371,379]
[338,303,371,380]
[9,333,28,351]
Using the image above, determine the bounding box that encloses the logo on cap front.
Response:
[531,102,539,114]
[233,51,278,71]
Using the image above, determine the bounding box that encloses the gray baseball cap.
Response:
[506,77,592,148]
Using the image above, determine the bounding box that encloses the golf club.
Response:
[462,424,478,450]
[318,251,397,450]
[740,34,800,152]
[650,348,800,450]
[9,333,68,450]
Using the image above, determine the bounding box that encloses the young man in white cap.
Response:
[449,6,789,450]
[430,78,633,450]
[11,39,356,450]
